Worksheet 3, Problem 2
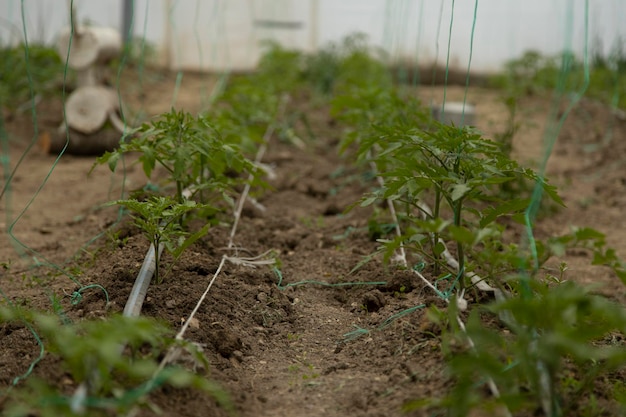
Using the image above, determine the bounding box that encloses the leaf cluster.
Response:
[0,308,232,417]
[0,44,66,110]
[97,109,260,205]
[111,196,212,283]
[359,121,563,286]
[416,278,626,417]
[490,47,626,109]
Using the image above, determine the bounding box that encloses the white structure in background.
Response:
[2,0,625,73]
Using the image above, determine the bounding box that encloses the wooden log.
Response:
[40,124,124,156]
[65,86,119,134]
[56,26,122,70]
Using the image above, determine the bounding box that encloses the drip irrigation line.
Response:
[228,95,289,249]
[123,242,165,317]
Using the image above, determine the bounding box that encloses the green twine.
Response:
[342,262,460,343]
[523,0,590,277]
[441,0,456,114]
[0,288,45,392]
[272,267,386,290]
[343,304,427,342]
[70,284,110,306]
[461,0,479,126]
[167,0,184,108]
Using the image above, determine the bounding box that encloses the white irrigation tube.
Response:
[123,242,165,317]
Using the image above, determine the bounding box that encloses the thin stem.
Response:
[153,235,161,284]
[433,186,442,275]
[176,181,183,205]
[454,198,465,291]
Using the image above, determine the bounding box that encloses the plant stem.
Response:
[433,187,442,275]
[153,235,161,284]
[454,198,465,291]
[176,181,183,205]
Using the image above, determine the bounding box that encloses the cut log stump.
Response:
[41,125,124,156]
[65,86,119,134]
[56,26,122,71]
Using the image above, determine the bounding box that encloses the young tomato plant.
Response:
[96,109,259,205]
[111,195,213,284]
[413,270,626,417]
[358,122,563,290]
[0,308,232,417]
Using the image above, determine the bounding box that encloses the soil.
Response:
[1,72,626,417]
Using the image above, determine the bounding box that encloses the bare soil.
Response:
[1,74,626,416]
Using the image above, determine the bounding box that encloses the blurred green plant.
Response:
[303,33,392,95]
[95,109,260,205]
[490,44,626,109]
[0,44,65,110]
[408,275,626,417]
[0,308,232,417]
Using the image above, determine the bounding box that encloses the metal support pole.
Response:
[122,0,134,43]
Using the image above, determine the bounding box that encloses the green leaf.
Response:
[172,222,211,259]
[450,183,471,202]
[574,227,605,241]
[139,146,156,178]
[360,196,379,207]
[448,225,475,245]
[480,198,530,228]
[433,241,447,257]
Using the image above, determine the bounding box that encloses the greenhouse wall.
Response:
[2,0,625,73]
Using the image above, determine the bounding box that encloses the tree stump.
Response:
[48,25,128,155]
[65,86,119,134]
[56,26,122,71]
[40,125,125,156]
[41,86,132,155]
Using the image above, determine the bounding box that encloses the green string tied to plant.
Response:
[71,284,110,306]
[272,267,386,290]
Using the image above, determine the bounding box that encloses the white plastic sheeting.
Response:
[2,0,624,73]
